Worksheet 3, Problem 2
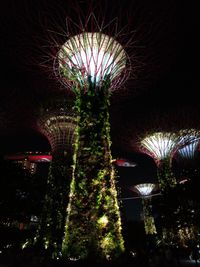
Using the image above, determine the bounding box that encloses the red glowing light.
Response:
[4,153,52,162]
[114,158,137,167]
[28,155,52,162]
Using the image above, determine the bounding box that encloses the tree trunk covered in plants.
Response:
[157,158,176,192]
[35,152,73,259]
[142,198,157,235]
[62,78,124,261]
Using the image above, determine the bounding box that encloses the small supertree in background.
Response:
[111,109,183,194]
[112,110,200,248]
[33,96,77,258]
[139,132,180,192]
[130,183,157,235]
[139,132,200,247]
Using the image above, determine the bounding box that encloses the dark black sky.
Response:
[0,0,199,158]
[1,0,199,149]
[0,0,199,221]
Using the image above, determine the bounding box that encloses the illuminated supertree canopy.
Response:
[38,102,77,155]
[130,183,157,235]
[139,132,181,191]
[134,183,156,197]
[57,32,127,89]
[176,129,200,160]
[30,97,77,258]
[140,132,179,164]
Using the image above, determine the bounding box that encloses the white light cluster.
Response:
[58,32,126,85]
[141,132,178,160]
[134,183,155,197]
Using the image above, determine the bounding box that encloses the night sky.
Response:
[0,0,199,221]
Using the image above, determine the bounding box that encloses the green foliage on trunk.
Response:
[34,152,73,259]
[62,77,124,261]
[142,198,157,235]
[157,158,176,192]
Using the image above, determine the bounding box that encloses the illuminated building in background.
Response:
[140,132,180,192]
[131,183,157,235]
[52,14,131,261]
[34,98,77,258]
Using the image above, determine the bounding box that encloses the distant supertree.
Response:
[140,132,180,192]
[112,105,200,248]
[33,97,77,258]
[130,183,157,235]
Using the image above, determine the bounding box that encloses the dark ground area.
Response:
[0,245,199,267]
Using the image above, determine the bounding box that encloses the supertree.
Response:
[32,97,77,258]
[130,183,157,235]
[139,132,180,192]
[46,12,134,261]
[111,107,185,193]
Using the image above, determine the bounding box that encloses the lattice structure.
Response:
[38,115,76,154]
[54,13,131,92]
[57,32,127,89]
[37,100,77,155]
[30,98,78,258]
[140,132,180,166]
